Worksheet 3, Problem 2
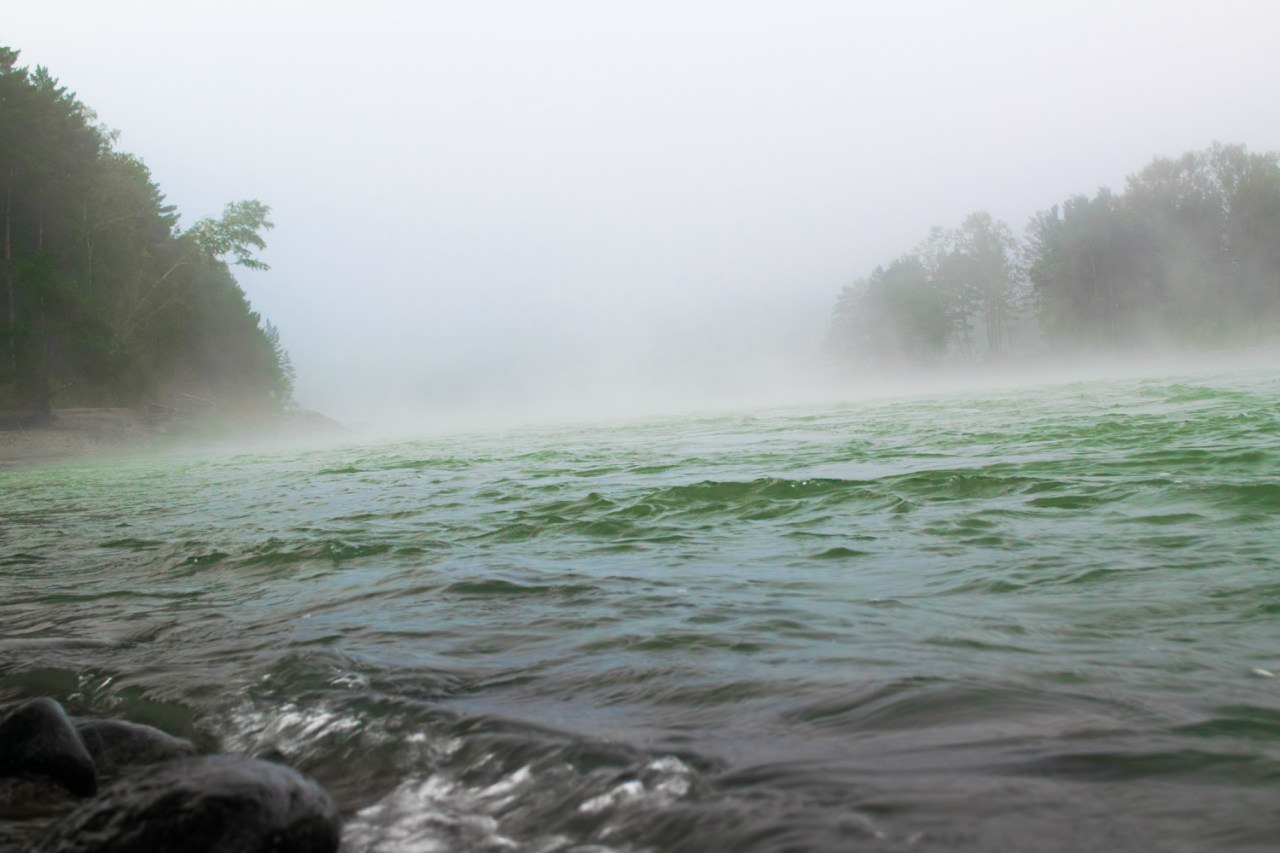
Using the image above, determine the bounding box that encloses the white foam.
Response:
[343,768,530,853]
[330,671,370,689]
[578,755,692,816]
[216,699,466,777]
[217,702,686,851]
[218,701,362,758]
[579,781,645,814]
[343,758,653,853]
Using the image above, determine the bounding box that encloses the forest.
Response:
[825,143,1280,368]
[0,46,293,422]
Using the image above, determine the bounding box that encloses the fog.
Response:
[7,1,1280,425]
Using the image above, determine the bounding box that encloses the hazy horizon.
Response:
[7,1,1280,424]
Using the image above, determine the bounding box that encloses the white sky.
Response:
[6,1,1280,422]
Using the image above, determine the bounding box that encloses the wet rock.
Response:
[0,778,78,853]
[33,755,341,853]
[73,719,195,776]
[0,699,96,798]
[0,777,78,818]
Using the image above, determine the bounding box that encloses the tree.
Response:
[829,142,1280,370]
[953,212,1018,355]
[825,253,951,367]
[1025,190,1144,346]
[187,200,274,270]
[1024,143,1280,348]
[0,44,295,416]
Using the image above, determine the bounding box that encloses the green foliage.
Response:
[0,45,294,414]
[1028,143,1280,346]
[188,200,274,270]
[828,143,1280,368]
[825,210,1021,368]
[854,256,951,364]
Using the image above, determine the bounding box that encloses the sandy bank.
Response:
[0,407,344,471]
[0,408,169,470]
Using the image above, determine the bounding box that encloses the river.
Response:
[3,366,1278,851]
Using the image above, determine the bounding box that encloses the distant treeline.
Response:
[0,46,293,419]
[825,143,1280,368]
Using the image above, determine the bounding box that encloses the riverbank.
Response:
[0,407,345,471]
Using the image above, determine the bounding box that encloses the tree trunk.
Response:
[83,203,94,294]
[31,297,53,422]
[4,167,13,372]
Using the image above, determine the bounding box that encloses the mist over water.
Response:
[351,336,1280,440]
[5,4,1280,851]
[311,280,837,431]
[4,364,1279,851]
[11,3,1280,427]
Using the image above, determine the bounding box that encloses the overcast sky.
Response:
[6,1,1280,422]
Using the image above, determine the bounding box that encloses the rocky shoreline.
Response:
[0,698,340,853]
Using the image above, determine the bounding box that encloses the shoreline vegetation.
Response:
[1,46,294,427]
[6,43,1280,470]
[825,142,1280,370]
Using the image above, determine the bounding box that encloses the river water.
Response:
[2,367,1279,852]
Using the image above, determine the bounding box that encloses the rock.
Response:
[33,755,341,853]
[0,699,96,798]
[73,719,195,776]
[0,776,79,818]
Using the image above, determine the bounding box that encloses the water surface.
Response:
[3,368,1279,851]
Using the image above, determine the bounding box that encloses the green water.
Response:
[2,367,1279,851]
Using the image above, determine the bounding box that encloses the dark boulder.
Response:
[33,755,341,853]
[73,719,195,776]
[0,699,96,798]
